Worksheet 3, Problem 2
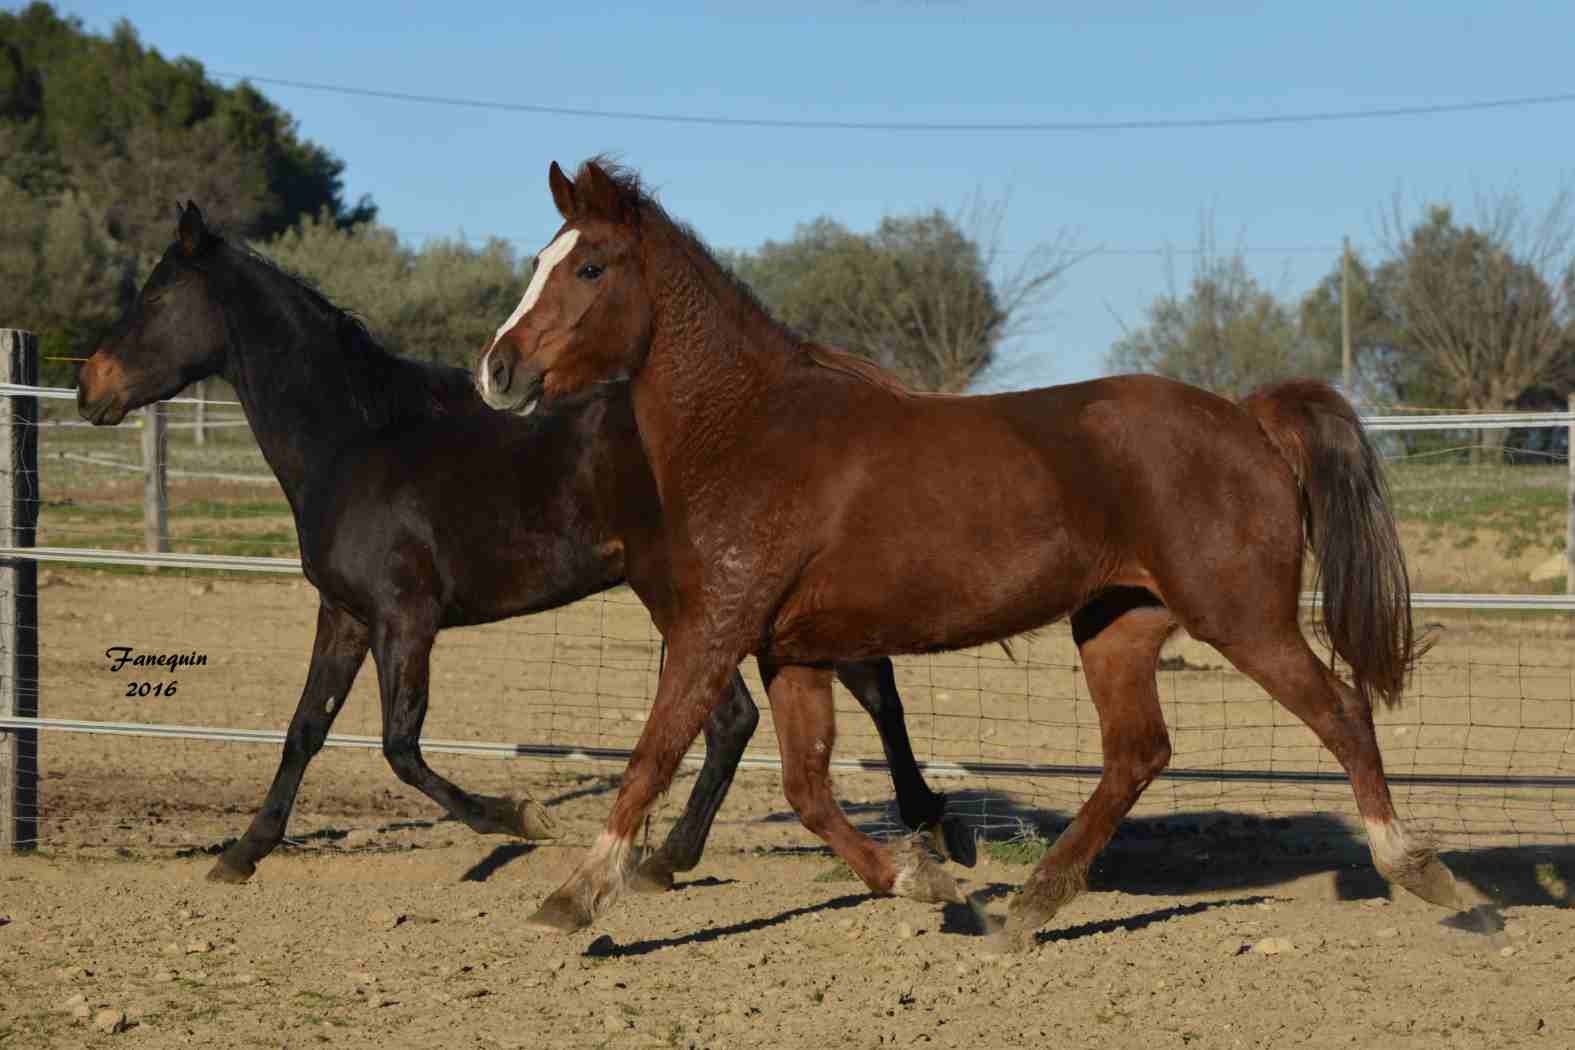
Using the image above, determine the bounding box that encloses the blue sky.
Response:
[55,1,1575,390]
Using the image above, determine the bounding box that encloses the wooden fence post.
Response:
[193,378,206,447]
[1,328,40,851]
[142,404,168,554]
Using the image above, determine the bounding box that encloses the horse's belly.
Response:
[766,550,1091,664]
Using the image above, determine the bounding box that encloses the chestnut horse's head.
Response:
[78,202,228,425]
[475,159,653,415]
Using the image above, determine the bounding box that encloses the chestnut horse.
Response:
[477,158,1462,946]
[75,202,969,889]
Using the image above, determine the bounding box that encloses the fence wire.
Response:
[1,382,1573,865]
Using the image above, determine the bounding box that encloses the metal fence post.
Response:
[1567,394,1574,595]
[0,328,39,851]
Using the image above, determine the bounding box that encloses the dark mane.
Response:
[573,157,913,398]
[211,233,479,428]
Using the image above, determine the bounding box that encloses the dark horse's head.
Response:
[475,159,654,416]
[78,202,227,425]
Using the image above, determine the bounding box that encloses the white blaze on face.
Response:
[491,228,581,355]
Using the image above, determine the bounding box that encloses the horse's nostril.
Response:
[490,352,511,391]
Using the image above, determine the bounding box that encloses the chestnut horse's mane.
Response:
[572,158,917,399]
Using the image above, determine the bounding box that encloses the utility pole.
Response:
[1341,236,1354,397]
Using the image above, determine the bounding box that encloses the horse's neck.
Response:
[217,277,418,504]
[633,265,787,501]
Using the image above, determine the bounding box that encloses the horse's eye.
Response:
[577,263,604,281]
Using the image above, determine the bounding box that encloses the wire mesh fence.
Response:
[2,371,1574,866]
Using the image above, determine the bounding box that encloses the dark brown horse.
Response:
[75,202,969,889]
[476,158,1462,945]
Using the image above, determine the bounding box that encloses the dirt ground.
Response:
[4,568,1574,1048]
[2,812,1574,1050]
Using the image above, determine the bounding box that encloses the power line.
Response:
[212,71,1575,134]
[395,228,1345,258]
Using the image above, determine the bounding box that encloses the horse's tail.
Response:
[1240,379,1425,709]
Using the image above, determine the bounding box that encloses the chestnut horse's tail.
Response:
[1239,379,1423,709]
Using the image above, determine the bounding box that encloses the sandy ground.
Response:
[2,817,1574,1050]
[4,567,1574,1048]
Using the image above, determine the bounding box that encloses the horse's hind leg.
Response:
[631,671,759,893]
[764,662,963,906]
[835,657,976,867]
[1004,598,1175,946]
[372,608,554,841]
[1213,628,1461,910]
[208,601,369,883]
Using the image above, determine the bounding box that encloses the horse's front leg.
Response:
[764,662,963,906]
[527,637,740,933]
[631,671,758,893]
[208,601,368,883]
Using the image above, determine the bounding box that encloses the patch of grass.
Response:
[981,829,1052,866]
[665,1021,689,1046]
[185,1004,224,1024]
[293,991,338,1009]
[1388,461,1565,560]
[812,858,859,882]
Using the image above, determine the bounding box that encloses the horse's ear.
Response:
[581,160,639,227]
[177,201,208,257]
[549,161,577,220]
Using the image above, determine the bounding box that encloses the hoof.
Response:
[514,798,558,841]
[629,853,676,895]
[525,892,593,934]
[890,834,964,905]
[205,854,255,885]
[1401,854,1464,911]
[995,887,1058,950]
[929,817,977,869]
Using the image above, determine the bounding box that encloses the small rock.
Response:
[1500,946,1518,958]
[1362,898,1391,909]
[461,909,487,921]
[346,971,375,986]
[58,964,92,980]
[368,910,403,930]
[1252,937,1294,956]
[375,995,399,1008]
[60,992,87,1012]
[184,939,213,955]
[604,1010,630,1034]
[897,922,917,940]
[72,1003,91,1022]
[231,973,256,986]
[125,1006,145,1022]
[342,829,380,849]
[92,1008,128,1034]
[1375,927,1399,939]
[1505,921,1529,939]
[457,987,489,1000]
[152,971,175,984]
[175,909,195,922]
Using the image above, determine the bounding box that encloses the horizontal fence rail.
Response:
[6,544,1573,607]
[4,716,1573,791]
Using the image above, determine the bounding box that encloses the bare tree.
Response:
[1379,188,1575,456]
[1108,218,1334,397]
